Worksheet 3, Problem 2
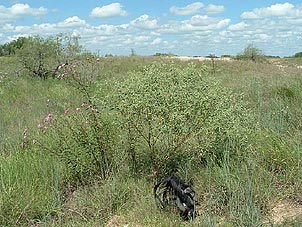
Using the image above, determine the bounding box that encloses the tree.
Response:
[0,37,27,56]
[293,52,302,58]
[17,34,82,79]
[54,33,82,63]
[236,44,265,62]
[17,36,58,79]
[130,48,136,56]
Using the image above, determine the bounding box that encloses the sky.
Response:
[0,1,301,56]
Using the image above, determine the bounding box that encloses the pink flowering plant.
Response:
[31,102,119,183]
[27,56,119,184]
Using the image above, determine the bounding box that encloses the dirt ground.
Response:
[269,199,302,225]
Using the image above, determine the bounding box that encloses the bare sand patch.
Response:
[269,199,302,225]
[169,56,233,62]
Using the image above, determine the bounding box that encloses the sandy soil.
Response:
[270,199,302,225]
[168,56,233,62]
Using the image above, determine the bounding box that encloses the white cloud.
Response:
[135,36,150,42]
[151,37,161,45]
[187,15,230,29]
[188,15,212,26]
[10,3,47,16]
[170,2,204,15]
[0,3,48,23]
[158,15,230,34]
[2,23,14,31]
[90,2,127,18]
[205,4,225,14]
[241,3,298,19]
[228,22,247,31]
[255,33,272,41]
[57,16,88,28]
[130,14,159,30]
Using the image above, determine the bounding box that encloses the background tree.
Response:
[236,44,265,62]
[16,34,82,79]
[0,37,27,56]
[293,52,302,58]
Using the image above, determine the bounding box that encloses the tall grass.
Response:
[0,151,64,226]
[0,75,81,152]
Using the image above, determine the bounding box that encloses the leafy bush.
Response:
[236,44,266,63]
[29,103,121,184]
[0,37,27,56]
[24,57,120,184]
[293,52,302,58]
[17,36,59,79]
[17,35,81,79]
[109,62,255,178]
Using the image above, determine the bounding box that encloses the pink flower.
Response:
[44,114,52,122]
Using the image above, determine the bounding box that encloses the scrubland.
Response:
[0,55,302,226]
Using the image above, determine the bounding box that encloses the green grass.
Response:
[1,56,302,226]
[0,74,82,152]
[0,151,64,226]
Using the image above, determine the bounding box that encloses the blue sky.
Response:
[0,1,301,56]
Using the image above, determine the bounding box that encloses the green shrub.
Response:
[108,62,255,178]
[236,44,266,63]
[30,104,122,184]
[293,52,302,58]
[17,36,59,79]
[17,35,81,79]
[24,57,122,184]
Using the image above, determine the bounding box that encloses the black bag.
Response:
[154,175,198,220]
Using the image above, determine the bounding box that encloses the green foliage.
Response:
[54,33,82,62]
[0,37,27,56]
[110,62,255,177]
[293,52,302,58]
[221,54,232,58]
[16,34,82,79]
[26,58,121,184]
[236,44,265,62]
[17,36,59,79]
[1,55,302,226]
[30,104,121,184]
